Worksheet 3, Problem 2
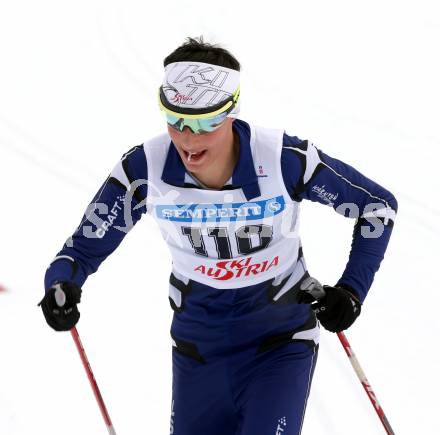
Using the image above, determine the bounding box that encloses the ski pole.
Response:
[300,278,395,434]
[70,326,117,435]
[337,331,395,435]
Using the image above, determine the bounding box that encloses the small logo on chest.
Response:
[257,164,268,177]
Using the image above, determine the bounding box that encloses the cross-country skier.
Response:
[40,37,397,434]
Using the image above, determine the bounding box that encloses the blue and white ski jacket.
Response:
[45,119,397,310]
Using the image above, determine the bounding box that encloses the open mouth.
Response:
[183,149,207,163]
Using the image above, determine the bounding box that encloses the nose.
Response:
[178,127,199,150]
[180,125,196,135]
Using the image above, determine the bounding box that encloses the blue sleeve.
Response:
[281,134,398,302]
[44,145,149,290]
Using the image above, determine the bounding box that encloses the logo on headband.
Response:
[163,62,240,109]
[172,65,230,88]
[171,93,193,105]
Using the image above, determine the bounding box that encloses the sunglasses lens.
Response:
[165,114,183,130]
[197,112,229,133]
[165,111,229,134]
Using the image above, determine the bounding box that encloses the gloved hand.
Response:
[39,282,82,331]
[297,278,361,333]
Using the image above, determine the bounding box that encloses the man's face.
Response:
[167,118,235,174]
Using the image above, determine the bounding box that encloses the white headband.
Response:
[162,61,240,114]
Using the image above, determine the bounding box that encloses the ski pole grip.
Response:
[300,276,326,301]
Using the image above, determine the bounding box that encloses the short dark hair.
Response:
[163,36,240,71]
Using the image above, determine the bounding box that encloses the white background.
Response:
[0,0,439,434]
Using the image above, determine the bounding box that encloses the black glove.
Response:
[39,282,82,331]
[297,279,361,333]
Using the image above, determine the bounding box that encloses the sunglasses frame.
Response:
[165,111,230,135]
